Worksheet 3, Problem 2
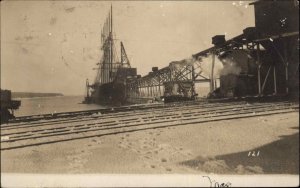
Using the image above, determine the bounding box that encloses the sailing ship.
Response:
[84,6,137,105]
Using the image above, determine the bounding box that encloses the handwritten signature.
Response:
[202,176,232,187]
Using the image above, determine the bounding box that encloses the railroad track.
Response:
[4,97,290,126]
[7,96,278,124]
[8,100,203,124]
[1,100,298,150]
[3,100,249,129]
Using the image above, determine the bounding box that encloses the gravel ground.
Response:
[1,112,299,174]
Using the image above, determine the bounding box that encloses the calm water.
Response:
[13,96,105,117]
[12,84,211,117]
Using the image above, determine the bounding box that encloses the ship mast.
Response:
[97,5,115,85]
[84,5,133,103]
[91,5,131,87]
[109,4,113,82]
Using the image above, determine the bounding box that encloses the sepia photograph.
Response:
[1,0,299,187]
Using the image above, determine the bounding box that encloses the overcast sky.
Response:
[1,1,255,95]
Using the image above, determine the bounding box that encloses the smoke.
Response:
[219,56,242,76]
[169,53,242,79]
[193,54,224,79]
[169,58,194,71]
[193,53,243,78]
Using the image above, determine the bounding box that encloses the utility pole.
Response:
[210,51,216,92]
[257,43,262,96]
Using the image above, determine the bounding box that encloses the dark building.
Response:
[204,0,299,98]
[251,0,299,97]
[251,0,299,37]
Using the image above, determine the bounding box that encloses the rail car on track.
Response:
[0,90,21,124]
[161,81,197,103]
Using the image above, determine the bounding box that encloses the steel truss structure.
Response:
[126,60,210,100]
[126,27,299,100]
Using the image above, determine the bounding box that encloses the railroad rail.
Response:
[1,99,298,150]
[8,100,190,124]
[6,96,291,124]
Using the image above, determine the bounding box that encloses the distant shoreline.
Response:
[12,92,64,99]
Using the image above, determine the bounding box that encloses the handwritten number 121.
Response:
[248,151,260,157]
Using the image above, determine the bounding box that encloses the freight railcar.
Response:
[162,81,197,103]
[0,89,21,124]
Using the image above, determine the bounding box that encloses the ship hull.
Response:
[90,82,127,106]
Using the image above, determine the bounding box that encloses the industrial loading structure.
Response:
[85,0,299,105]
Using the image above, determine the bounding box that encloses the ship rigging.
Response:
[84,5,137,105]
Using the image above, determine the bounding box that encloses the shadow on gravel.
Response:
[180,133,299,174]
